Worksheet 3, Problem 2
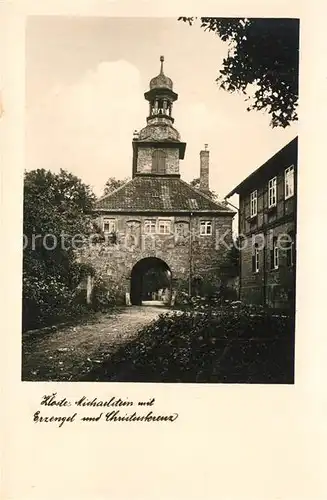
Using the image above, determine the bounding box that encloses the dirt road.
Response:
[22,306,166,381]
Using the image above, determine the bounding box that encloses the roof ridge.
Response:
[178,178,233,212]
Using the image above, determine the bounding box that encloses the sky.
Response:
[26,16,298,202]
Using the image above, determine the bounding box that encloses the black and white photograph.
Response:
[22,16,299,383]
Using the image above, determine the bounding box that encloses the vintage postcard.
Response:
[22,15,299,385]
[2,1,326,499]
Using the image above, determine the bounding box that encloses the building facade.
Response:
[80,56,236,305]
[226,137,297,310]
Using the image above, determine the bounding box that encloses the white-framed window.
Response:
[271,237,279,270]
[103,218,116,233]
[158,220,171,234]
[250,190,257,217]
[286,234,295,267]
[268,177,277,208]
[252,244,259,273]
[144,220,156,234]
[200,220,212,235]
[285,165,294,199]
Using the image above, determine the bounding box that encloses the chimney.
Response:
[199,144,209,192]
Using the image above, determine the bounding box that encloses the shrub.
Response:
[84,304,295,383]
[91,275,120,312]
[22,272,91,331]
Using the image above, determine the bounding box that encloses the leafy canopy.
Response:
[103,176,130,196]
[178,17,299,127]
[23,169,96,329]
[190,177,219,201]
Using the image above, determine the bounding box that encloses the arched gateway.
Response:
[130,257,172,306]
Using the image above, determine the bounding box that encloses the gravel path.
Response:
[22,306,166,381]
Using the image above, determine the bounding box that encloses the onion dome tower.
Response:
[132,56,186,177]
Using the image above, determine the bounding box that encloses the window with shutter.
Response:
[152,150,166,174]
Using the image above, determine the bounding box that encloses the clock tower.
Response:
[132,56,186,178]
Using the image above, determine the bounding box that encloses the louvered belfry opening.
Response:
[152,149,167,174]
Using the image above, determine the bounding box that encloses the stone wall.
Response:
[137,147,179,175]
[79,212,234,304]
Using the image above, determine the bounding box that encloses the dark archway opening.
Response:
[130,257,172,306]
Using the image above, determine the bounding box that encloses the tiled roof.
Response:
[96,176,234,213]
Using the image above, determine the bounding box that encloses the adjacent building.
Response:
[225,137,297,310]
[81,57,236,305]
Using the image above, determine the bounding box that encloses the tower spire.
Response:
[160,55,164,74]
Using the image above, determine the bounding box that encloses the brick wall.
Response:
[240,221,296,309]
[238,152,296,309]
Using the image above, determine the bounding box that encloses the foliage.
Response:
[103,176,130,196]
[190,177,219,201]
[142,268,170,298]
[23,168,97,330]
[84,302,294,383]
[174,275,238,307]
[91,275,121,312]
[229,235,240,270]
[178,17,299,127]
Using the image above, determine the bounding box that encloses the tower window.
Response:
[152,150,166,174]
[158,99,164,114]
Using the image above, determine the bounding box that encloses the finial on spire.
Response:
[160,55,164,74]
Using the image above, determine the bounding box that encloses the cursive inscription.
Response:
[33,394,179,427]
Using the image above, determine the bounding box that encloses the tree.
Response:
[103,176,130,196]
[178,17,299,127]
[142,268,170,299]
[190,177,219,201]
[23,168,96,329]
